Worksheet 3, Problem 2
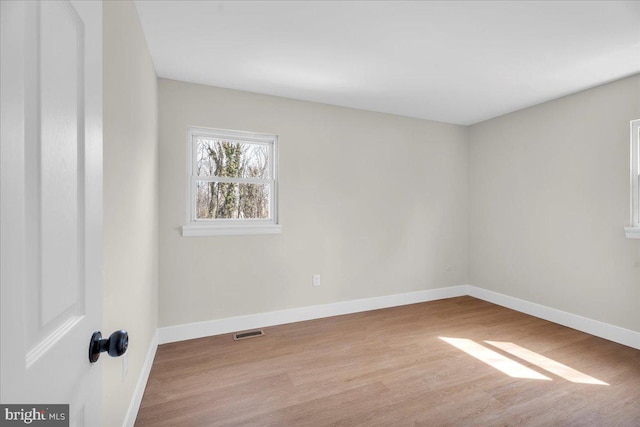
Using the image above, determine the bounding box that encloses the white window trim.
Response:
[181,126,281,237]
[625,119,640,239]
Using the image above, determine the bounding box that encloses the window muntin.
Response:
[184,127,279,235]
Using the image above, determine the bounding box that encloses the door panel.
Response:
[40,0,83,328]
[0,1,102,425]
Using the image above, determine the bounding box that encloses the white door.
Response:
[1,0,103,425]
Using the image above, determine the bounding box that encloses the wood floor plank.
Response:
[135,296,640,426]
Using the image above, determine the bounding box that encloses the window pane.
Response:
[196,181,271,219]
[195,138,270,179]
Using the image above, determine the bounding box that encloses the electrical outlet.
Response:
[122,353,128,381]
[446,265,452,272]
[312,274,321,287]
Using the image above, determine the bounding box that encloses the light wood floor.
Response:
[135,296,640,426]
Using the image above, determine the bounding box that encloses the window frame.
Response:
[625,119,640,239]
[181,126,281,237]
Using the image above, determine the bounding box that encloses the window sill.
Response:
[624,227,640,239]
[181,223,282,237]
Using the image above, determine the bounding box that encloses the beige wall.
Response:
[469,74,640,331]
[103,1,158,426]
[158,79,468,327]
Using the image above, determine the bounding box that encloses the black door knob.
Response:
[89,330,128,363]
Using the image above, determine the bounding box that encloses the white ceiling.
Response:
[134,1,640,125]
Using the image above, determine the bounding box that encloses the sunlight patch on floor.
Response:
[485,341,608,385]
[439,337,551,380]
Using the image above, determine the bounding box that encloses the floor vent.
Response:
[233,329,265,341]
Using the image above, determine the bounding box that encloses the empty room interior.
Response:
[2,0,640,426]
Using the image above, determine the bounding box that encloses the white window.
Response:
[625,119,640,239]
[181,126,281,236]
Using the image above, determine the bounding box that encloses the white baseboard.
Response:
[158,285,640,350]
[158,285,468,344]
[467,285,640,350]
[123,330,158,427]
